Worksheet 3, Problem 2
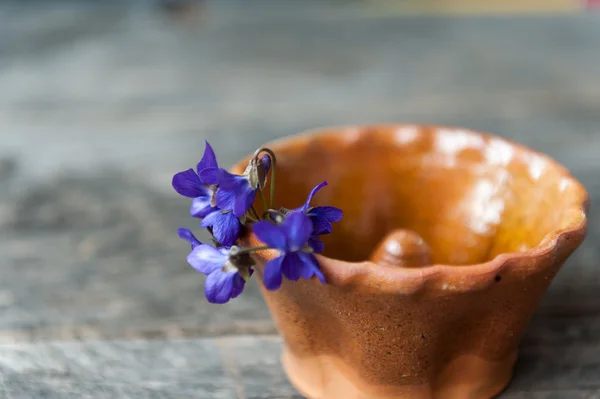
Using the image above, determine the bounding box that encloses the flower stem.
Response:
[245,213,258,223]
[258,189,268,213]
[269,163,276,209]
[250,205,261,221]
[253,147,277,209]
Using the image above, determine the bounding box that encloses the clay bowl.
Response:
[233,125,588,399]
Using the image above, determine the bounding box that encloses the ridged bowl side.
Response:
[234,125,588,399]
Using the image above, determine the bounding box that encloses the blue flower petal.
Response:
[216,169,246,190]
[281,212,313,252]
[216,187,237,212]
[263,255,284,290]
[201,211,241,246]
[190,195,217,218]
[308,237,324,253]
[204,269,236,304]
[261,154,271,174]
[230,271,251,299]
[199,167,219,185]
[309,216,332,236]
[297,183,343,237]
[172,169,206,198]
[301,181,328,212]
[186,244,227,274]
[213,170,255,217]
[234,182,256,217]
[196,141,219,174]
[310,206,344,223]
[281,253,302,281]
[297,252,326,284]
[252,221,286,250]
[177,228,202,249]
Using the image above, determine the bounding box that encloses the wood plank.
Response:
[1,1,598,397]
[0,316,599,399]
[0,0,599,342]
[0,336,300,399]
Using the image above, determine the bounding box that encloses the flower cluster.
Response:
[172,142,343,303]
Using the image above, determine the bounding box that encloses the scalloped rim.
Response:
[233,124,589,295]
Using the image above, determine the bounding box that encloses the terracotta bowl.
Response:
[233,125,588,399]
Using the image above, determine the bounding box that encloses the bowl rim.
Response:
[233,124,589,294]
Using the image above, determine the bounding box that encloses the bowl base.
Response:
[282,348,517,399]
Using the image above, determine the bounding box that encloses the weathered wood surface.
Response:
[0,336,300,399]
[0,317,599,399]
[1,0,599,397]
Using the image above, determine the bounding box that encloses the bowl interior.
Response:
[245,126,586,265]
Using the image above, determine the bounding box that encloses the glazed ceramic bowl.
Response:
[233,125,588,399]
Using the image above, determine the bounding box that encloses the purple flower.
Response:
[200,210,241,247]
[196,140,219,176]
[307,237,324,254]
[186,244,253,304]
[300,181,344,235]
[253,211,325,290]
[214,170,258,217]
[172,141,220,218]
[178,227,202,249]
[202,156,270,218]
[172,141,242,246]
[189,189,216,218]
[260,154,271,175]
[172,168,211,201]
[287,181,344,253]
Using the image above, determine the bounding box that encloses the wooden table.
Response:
[0,1,599,397]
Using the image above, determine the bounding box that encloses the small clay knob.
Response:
[370,229,432,268]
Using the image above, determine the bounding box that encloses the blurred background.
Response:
[0,0,599,395]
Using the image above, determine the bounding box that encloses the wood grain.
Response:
[0,0,599,396]
[0,317,598,399]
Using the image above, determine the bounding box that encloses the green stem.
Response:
[258,189,268,213]
[250,205,261,221]
[269,163,276,210]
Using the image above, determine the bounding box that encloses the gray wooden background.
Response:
[1,1,599,397]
